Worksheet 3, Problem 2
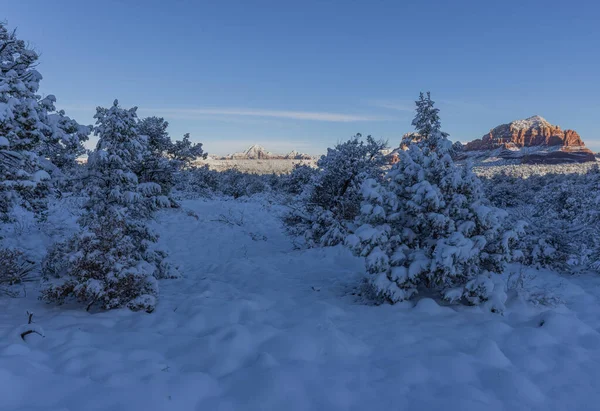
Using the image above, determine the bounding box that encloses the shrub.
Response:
[348,144,520,308]
[0,248,35,296]
[286,134,387,246]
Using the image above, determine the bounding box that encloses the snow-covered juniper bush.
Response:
[136,117,206,209]
[41,101,176,312]
[347,143,521,308]
[285,134,387,247]
[279,163,318,195]
[346,93,522,309]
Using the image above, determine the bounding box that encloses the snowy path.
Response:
[2,198,600,410]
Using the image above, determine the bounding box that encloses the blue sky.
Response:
[4,0,600,154]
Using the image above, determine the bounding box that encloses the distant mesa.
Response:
[216,144,313,160]
[461,115,596,164]
[284,150,313,160]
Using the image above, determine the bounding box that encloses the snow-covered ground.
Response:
[473,161,600,179]
[2,197,600,410]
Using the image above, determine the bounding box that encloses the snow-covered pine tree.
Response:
[166,132,206,200]
[136,116,177,206]
[136,117,206,207]
[347,99,520,309]
[286,134,387,246]
[402,92,451,152]
[138,116,172,154]
[0,22,90,221]
[40,95,90,171]
[85,101,173,217]
[168,132,206,168]
[0,23,51,221]
[41,101,175,312]
[37,96,91,197]
[412,92,448,139]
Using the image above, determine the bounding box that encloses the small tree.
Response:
[403,92,451,152]
[41,101,173,312]
[348,146,519,307]
[40,95,90,171]
[0,23,51,221]
[412,92,448,139]
[286,134,387,246]
[41,215,160,311]
[137,117,206,207]
[0,23,89,220]
[168,132,206,167]
[138,116,171,154]
[136,116,177,205]
[347,96,520,309]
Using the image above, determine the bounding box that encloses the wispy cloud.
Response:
[58,104,384,122]
[369,98,492,114]
[145,107,383,122]
[368,100,414,113]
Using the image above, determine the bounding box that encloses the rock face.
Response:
[463,116,595,164]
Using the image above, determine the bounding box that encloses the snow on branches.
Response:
[286,134,387,247]
[0,22,89,222]
[41,101,175,312]
[347,94,520,309]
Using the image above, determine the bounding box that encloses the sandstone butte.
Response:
[463,115,596,164]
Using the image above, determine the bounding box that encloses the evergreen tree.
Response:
[138,116,171,154]
[286,134,387,246]
[39,95,90,171]
[348,145,520,309]
[136,116,176,205]
[404,92,450,152]
[411,91,447,139]
[0,23,51,221]
[86,101,171,217]
[136,117,206,207]
[348,101,520,309]
[41,101,174,312]
[168,132,206,167]
[0,23,89,221]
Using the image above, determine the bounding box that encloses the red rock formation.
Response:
[465,116,588,151]
[463,116,595,163]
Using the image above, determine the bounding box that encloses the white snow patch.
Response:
[510,115,551,130]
